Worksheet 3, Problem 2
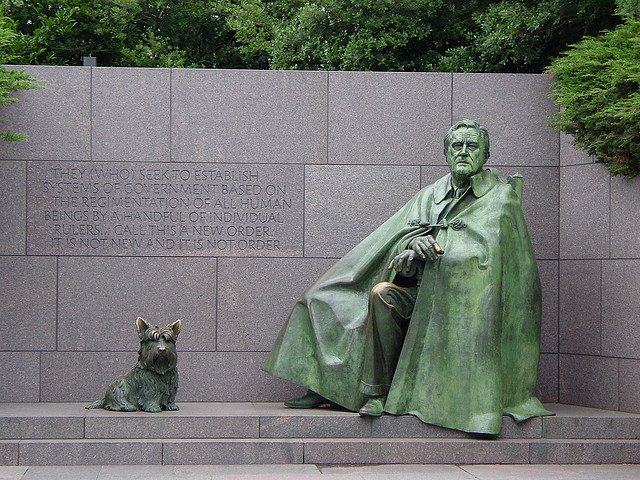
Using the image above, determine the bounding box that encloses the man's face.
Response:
[445,127,487,178]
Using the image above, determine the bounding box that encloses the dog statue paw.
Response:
[86,317,181,413]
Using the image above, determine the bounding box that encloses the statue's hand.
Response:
[411,235,443,261]
[388,250,420,277]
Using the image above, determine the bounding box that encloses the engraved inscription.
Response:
[28,162,303,256]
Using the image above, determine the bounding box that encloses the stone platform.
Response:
[1,403,639,466]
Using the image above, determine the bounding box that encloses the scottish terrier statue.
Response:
[86,317,181,412]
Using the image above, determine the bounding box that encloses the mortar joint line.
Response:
[450,73,454,125]
[24,161,28,256]
[169,69,173,163]
[89,66,93,161]
[214,257,219,352]
[325,71,329,165]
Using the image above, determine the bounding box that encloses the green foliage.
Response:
[439,0,617,72]
[3,0,263,68]
[0,9,40,141]
[227,0,619,73]
[2,0,621,72]
[616,0,640,18]
[549,20,640,176]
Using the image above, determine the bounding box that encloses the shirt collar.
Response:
[433,169,497,204]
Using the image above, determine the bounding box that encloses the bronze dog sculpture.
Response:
[86,317,181,412]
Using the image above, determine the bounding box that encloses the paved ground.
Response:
[1,464,640,480]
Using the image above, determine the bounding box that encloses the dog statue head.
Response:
[136,317,181,375]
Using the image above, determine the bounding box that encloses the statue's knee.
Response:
[370,282,394,303]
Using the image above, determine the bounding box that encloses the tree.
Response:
[549,17,640,176]
[439,0,618,72]
[3,0,264,68]
[229,0,618,73]
[2,0,623,73]
[0,9,40,141]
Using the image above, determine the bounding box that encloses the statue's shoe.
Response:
[284,390,331,409]
[358,396,386,417]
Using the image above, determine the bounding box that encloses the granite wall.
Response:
[0,65,631,412]
[558,135,640,413]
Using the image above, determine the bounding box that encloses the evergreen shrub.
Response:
[549,20,640,177]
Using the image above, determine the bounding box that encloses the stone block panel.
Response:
[601,261,640,359]
[85,415,258,439]
[0,66,90,161]
[217,257,336,351]
[0,417,83,440]
[543,405,640,439]
[57,256,216,352]
[559,164,610,259]
[620,359,640,414]
[559,354,618,410]
[537,354,558,403]
[27,161,303,257]
[0,256,56,351]
[260,415,371,439]
[92,67,170,162]
[530,440,640,464]
[453,73,558,167]
[538,260,558,353]
[172,69,327,164]
[371,415,541,439]
[303,439,530,464]
[304,165,420,257]
[178,352,306,402]
[610,175,640,258]
[163,440,303,465]
[0,352,40,402]
[518,167,559,260]
[39,351,304,403]
[328,72,451,165]
[559,260,601,355]
[0,162,26,255]
[420,166,450,189]
[0,443,18,466]
[560,132,594,166]
[40,352,137,402]
[19,441,162,466]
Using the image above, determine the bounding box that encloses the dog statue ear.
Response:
[167,320,182,339]
[136,317,151,338]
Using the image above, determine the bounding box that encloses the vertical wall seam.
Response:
[325,71,329,165]
[556,130,561,401]
[55,257,59,352]
[24,161,28,255]
[599,260,603,356]
[608,174,612,258]
[617,358,621,411]
[169,69,173,163]
[450,73,454,125]
[302,165,306,258]
[38,351,42,402]
[89,67,93,161]
[214,257,219,351]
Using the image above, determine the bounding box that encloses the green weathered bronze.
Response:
[86,318,181,412]
[264,120,553,435]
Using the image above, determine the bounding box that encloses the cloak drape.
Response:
[263,169,552,434]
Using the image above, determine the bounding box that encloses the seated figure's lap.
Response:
[369,281,417,322]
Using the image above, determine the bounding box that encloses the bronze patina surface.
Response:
[264,120,552,435]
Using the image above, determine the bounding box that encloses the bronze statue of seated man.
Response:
[264,119,552,435]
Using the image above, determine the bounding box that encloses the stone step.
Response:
[2,403,640,465]
[3,438,640,466]
[2,403,640,441]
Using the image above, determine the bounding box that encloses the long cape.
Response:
[263,169,552,434]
